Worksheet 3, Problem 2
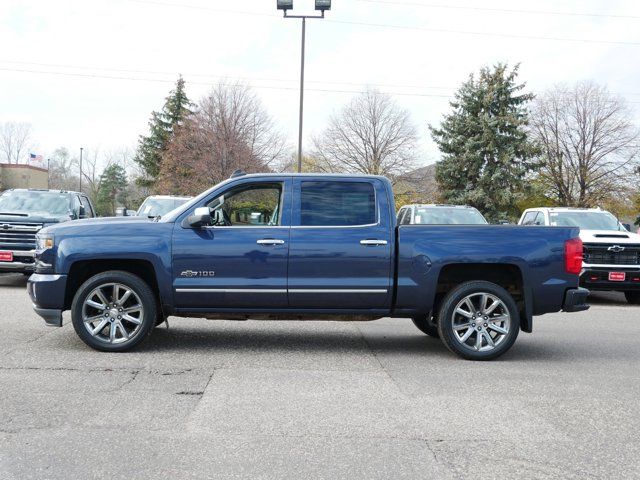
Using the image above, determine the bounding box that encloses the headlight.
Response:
[36,233,55,251]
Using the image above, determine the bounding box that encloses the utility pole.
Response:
[278,0,331,173]
[79,147,83,193]
[47,158,50,188]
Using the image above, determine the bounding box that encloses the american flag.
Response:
[28,153,45,168]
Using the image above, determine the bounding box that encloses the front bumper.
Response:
[0,250,36,272]
[27,273,67,327]
[581,268,640,292]
[562,287,590,313]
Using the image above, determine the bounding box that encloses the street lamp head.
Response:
[277,0,293,11]
[315,0,331,11]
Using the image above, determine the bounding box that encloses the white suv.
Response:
[519,207,640,304]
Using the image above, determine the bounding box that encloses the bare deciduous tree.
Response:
[157,83,287,195]
[530,81,640,207]
[48,147,79,191]
[312,90,418,180]
[0,122,33,164]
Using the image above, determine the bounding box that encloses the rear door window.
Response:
[300,181,376,226]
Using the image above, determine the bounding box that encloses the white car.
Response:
[397,204,488,225]
[136,195,192,219]
[518,207,640,304]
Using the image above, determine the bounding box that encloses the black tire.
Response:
[71,270,157,352]
[437,281,520,361]
[411,313,439,338]
[625,291,640,305]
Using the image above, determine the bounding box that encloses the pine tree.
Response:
[430,64,539,222]
[134,76,192,190]
[96,164,128,216]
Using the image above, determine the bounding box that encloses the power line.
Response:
[0,66,454,98]
[0,60,454,91]
[123,0,640,47]
[3,62,640,102]
[328,19,640,47]
[353,0,640,21]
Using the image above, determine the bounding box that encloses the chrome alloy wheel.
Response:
[82,283,144,344]
[450,293,511,352]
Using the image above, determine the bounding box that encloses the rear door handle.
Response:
[360,239,388,246]
[257,239,285,246]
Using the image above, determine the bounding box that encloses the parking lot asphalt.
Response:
[0,273,638,479]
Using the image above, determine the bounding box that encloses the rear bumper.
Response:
[562,287,590,312]
[27,273,67,326]
[581,268,640,292]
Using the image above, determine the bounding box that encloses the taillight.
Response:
[564,238,583,275]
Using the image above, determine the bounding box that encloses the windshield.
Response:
[550,211,623,231]
[136,197,190,218]
[0,190,72,216]
[413,207,488,225]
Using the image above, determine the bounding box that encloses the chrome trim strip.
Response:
[5,250,36,257]
[0,261,35,270]
[175,288,388,294]
[582,263,640,269]
[289,289,388,293]
[290,223,380,229]
[176,288,287,293]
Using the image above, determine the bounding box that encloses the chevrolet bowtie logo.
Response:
[1,224,10,230]
[607,245,625,253]
[180,270,199,278]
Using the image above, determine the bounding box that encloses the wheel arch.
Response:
[435,263,531,332]
[65,259,162,312]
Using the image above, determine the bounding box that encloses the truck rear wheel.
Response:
[411,314,439,338]
[71,271,157,352]
[625,291,640,305]
[437,281,520,361]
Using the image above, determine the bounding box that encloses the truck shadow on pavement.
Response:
[134,324,451,357]
[0,273,28,289]
[126,323,583,363]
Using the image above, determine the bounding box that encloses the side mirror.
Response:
[622,223,631,232]
[187,207,211,228]
[78,205,86,219]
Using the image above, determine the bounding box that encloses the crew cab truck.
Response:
[519,207,640,304]
[0,189,95,274]
[28,174,588,360]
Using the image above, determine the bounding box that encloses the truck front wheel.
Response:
[625,291,640,305]
[437,281,520,361]
[71,271,157,352]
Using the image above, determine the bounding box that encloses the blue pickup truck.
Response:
[27,173,588,360]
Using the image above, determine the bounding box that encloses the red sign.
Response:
[0,251,13,262]
[609,272,626,282]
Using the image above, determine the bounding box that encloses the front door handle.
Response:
[360,239,388,246]
[257,239,285,246]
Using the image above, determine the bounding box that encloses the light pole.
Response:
[79,147,83,193]
[278,0,331,173]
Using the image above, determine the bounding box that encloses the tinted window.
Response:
[0,190,72,216]
[300,181,376,226]
[79,196,94,217]
[550,211,622,231]
[207,183,282,227]
[413,207,487,225]
[521,211,538,226]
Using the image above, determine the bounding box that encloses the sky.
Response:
[1,0,640,168]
